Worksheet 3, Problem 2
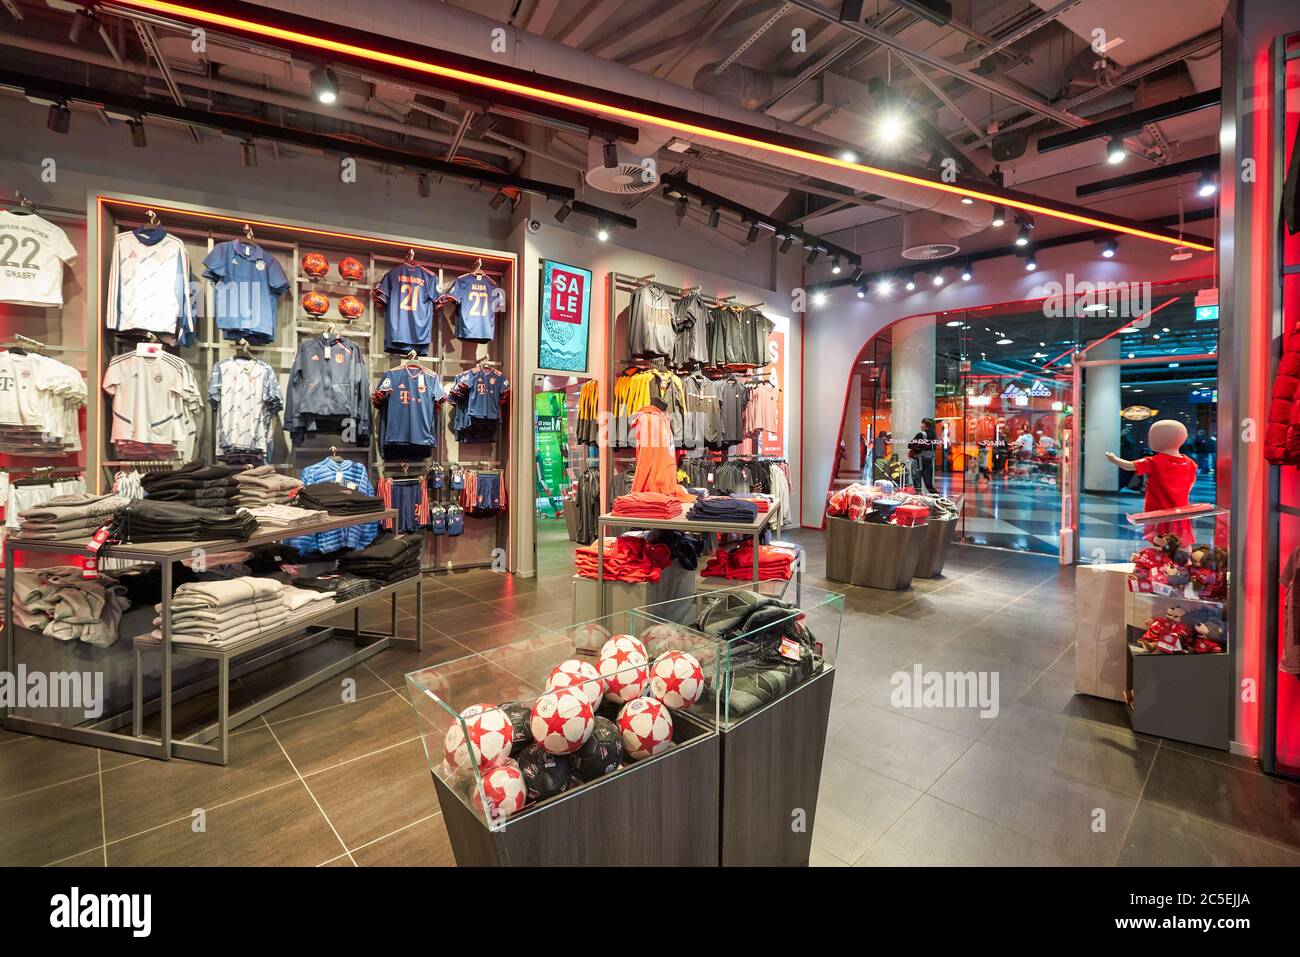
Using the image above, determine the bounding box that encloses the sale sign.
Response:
[539,260,592,372]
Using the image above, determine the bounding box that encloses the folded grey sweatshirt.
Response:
[167,577,283,610]
[232,466,303,493]
[18,493,128,525]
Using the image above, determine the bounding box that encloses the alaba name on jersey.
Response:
[0,211,78,308]
[446,273,506,342]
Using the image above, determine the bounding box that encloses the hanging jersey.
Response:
[377,366,444,446]
[0,211,78,307]
[203,241,289,343]
[375,263,438,354]
[446,273,505,342]
[208,356,283,454]
[102,352,190,446]
[467,367,510,420]
[107,228,195,339]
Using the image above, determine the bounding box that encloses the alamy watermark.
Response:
[0,666,104,719]
[890,664,1000,719]
[1041,275,1153,321]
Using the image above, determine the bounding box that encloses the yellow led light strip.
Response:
[110,0,1214,253]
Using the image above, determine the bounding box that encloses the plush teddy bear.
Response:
[1140,605,1191,653]
[1183,608,1226,654]
[1187,543,1228,601]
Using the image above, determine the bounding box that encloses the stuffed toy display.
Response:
[1139,606,1192,653]
[1105,419,1199,542]
[1188,543,1228,601]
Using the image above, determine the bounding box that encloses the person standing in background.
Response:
[909,417,940,493]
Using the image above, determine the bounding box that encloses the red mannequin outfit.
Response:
[1133,452,1198,542]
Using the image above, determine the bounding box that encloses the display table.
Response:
[3,510,422,764]
[1073,563,1131,702]
[825,516,926,589]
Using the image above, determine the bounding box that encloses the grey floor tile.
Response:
[304,738,436,849]
[0,734,100,800]
[266,691,416,775]
[810,752,921,864]
[1118,802,1300,866]
[351,812,456,866]
[1018,670,1135,731]
[825,700,972,790]
[859,794,1067,866]
[0,774,103,866]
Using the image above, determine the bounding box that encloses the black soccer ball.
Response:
[499,701,533,753]
[572,716,623,782]
[516,743,572,804]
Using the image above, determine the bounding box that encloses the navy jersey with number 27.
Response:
[446,273,505,342]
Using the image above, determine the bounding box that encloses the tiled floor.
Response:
[3,527,1297,867]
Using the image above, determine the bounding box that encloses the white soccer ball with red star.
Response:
[572,622,611,655]
[599,633,647,661]
[649,650,705,710]
[546,658,604,709]
[617,697,674,760]
[530,687,596,754]
[472,760,526,821]
[641,622,692,659]
[598,645,649,704]
[443,702,513,770]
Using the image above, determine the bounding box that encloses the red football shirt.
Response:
[1133,452,1199,541]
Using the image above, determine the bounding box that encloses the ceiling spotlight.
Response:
[905,277,916,292]
[707,206,720,229]
[310,66,339,105]
[876,112,906,145]
[991,205,1006,228]
[602,140,619,169]
[1196,172,1217,197]
[850,267,864,284]
[779,235,794,254]
[240,140,257,168]
[1015,222,1032,247]
[840,150,858,163]
[555,203,572,223]
[46,101,70,135]
[856,286,865,299]
[1025,254,1037,271]
[960,196,974,205]
[932,271,944,287]
[997,338,1014,345]
[69,8,95,45]
[489,189,508,209]
[877,278,893,296]
[812,292,828,307]
[128,118,147,148]
[1170,245,1193,262]
[960,263,972,282]
[1101,238,1117,259]
[417,174,431,198]
[1106,135,1126,165]
[831,257,842,275]
[746,221,760,244]
[945,320,964,327]
[807,247,821,265]
[597,224,610,242]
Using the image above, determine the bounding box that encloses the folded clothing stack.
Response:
[281,584,336,614]
[1,565,129,648]
[701,541,799,581]
[152,577,287,647]
[142,463,240,512]
[686,495,758,523]
[16,493,128,541]
[290,572,380,602]
[575,534,673,583]
[729,493,771,513]
[114,500,258,544]
[296,481,384,515]
[337,534,421,584]
[232,465,304,507]
[612,491,682,520]
[245,504,329,529]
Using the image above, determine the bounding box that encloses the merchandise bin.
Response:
[825,516,926,589]
[637,582,845,865]
[406,609,722,866]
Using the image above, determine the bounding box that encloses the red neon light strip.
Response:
[107,0,1213,254]
[1042,296,1183,367]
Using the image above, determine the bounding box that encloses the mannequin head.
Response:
[1147,419,1188,455]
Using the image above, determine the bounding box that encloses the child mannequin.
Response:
[1105,419,1198,541]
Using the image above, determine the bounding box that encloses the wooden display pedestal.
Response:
[432,713,720,866]
[1073,563,1132,702]
[825,517,926,590]
[1126,645,1232,749]
[717,667,835,866]
[914,517,958,578]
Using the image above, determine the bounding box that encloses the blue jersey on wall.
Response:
[202,241,289,343]
[446,273,505,342]
[286,457,378,554]
[377,366,444,446]
[376,263,438,354]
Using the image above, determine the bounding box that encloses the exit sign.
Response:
[1195,304,1219,322]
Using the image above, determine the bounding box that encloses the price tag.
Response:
[778,637,801,661]
[135,342,162,357]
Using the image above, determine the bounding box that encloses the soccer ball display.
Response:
[598,647,649,704]
[338,294,365,319]
[337,255,366,281]
[472,760,526,821]
[530,687,595,754]
[617,697,674,760]
[545,658,604,708]
[516,743,572,804]
[641,622,692,659]
[498,701,533,753]
[572,716,623,782]
[649,651,705,710]
[442,703,513,770]
[599,634,647,661]
[571,622,611,654]
[300,251,330,277]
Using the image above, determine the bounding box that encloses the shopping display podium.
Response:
[825,517,926,589]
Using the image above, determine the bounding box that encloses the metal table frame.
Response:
[2,510,422,764]
[595,506,776,617]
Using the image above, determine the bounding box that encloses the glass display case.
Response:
[405,608,722,835]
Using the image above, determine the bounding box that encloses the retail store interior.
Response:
[1,0,1300,870]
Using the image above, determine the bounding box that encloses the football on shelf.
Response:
[599,633,647,661]
[617,697,674,760]
[337,255,366,282]
[301,291,330,316]
[598,647,649,704]
[472,760,527,821]
[545,658,604,708]
[571,715,623,782]
[300,251,330,277]
[529,687,595,755]
[649,651,705,710]
[338,294,365,319]
[571,622,610,655]
[499,701,533,753]
[516,743,572,804]
[442,703,513,770]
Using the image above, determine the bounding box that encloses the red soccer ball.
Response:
[338,294,365,319]
[472,760,526,821]
[617,696,674,760]
[649,650,705,710]
[546,658,604,709]
[301,251,330,278]
[529,687,595,755]
[337,255,366,282]
[301,291,330,316]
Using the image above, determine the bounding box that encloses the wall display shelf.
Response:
[3,509,421,764]
[407,610,723,866]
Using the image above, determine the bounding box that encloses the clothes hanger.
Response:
[7,193,37,216]
[328,445,345,465]
[406,248,417,265]
[236,338,255,358]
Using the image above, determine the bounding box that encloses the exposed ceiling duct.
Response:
[900,210,966,260]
